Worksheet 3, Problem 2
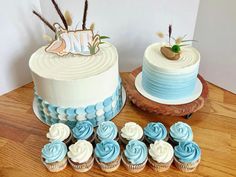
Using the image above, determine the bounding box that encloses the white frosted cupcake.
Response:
[120,122,144,145]
[67,140,94,172]
[47,123,72,146]
[148,140,174,172]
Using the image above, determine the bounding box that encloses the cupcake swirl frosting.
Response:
[121,122,143,140]
[72,121,93,140]
[41,140,67,163]
[174,141,201,163]
[170,122,193,142]
[124,140,147,164]
[67,140,93,163]
[97,121,118,140]
[95,139,120,163]
[144,122,167,142]
[149,140,174,163]
[46,123,70,142]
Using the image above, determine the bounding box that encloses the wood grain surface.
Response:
[0,73,236,177]
[123,67,208,116]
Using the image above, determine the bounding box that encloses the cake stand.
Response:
[123,67,208,118]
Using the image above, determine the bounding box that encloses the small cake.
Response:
[120,122,144,145]
[122,140,148,173]
[96,121,118,143]
[174,141,201,172]
[144,122,168,144]
[95,139,121,172]
[169,122,193,146]
[67,140,94,172]
[148,140,174,172]
[41,140,68,172]
[72,121,95,143]
[46,123,72,146]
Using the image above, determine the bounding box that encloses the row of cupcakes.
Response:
[41,138,201,173]
[42,121,201,173]
[46,120,194,146]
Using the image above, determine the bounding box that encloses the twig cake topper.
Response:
[33,0,109,56]
[157,25,197,60]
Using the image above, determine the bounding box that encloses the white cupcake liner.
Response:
[41,156,67,172]
[148,155,173,172]
[121,152,147,173]
[68,156,94,172]
[174,157,201,172]
[95,155,121,172]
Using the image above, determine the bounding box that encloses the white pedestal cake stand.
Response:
[33,87,126,127]
[123,67,208,118]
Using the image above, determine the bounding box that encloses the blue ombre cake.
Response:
[142,43,200,100]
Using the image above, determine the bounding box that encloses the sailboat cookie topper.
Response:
[33,0,108,56]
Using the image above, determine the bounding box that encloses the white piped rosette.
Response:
[120,122,144,144]
[148,140,174,172]
[46,123,71,145]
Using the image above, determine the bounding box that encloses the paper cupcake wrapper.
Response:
[145,135,169,145]
[95,134,119,144]
[72,130,96,144]
[121,152,147,173]
[42,156,67,172]
[174,157,201,172]
[68,156,94,172]
[95,155,121,172]
[119,131,144,145]
[148,155,173,172]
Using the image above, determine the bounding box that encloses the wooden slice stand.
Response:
[122,67,208,117]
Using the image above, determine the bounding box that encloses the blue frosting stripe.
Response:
[144,122,167,142]
[41,140,67,163]
[124,140,147,165]
[142,58,199,100]
[95,139,120,163]
[35,78,122,127]
[174,141,201,163]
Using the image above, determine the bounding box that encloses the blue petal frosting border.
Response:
[35,78,123,128]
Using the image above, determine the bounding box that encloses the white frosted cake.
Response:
[29,43,122,127]
[142,43,200,100]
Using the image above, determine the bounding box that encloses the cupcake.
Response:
[174,141,201,172]
[46,123,72,146]
[120,122,144,145]
[72,121,95,143]
[41,140,68,172]
[122,140,148,173]
[144,122,168,144]
[148,140,174,172]
[95,139,121,172]
[169,122,193,146]
[96,121,118,143]
[67,140,94,172]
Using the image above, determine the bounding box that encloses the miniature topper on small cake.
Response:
[157,25,197,60]
[33,0,109,56]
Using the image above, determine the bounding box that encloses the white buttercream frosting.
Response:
[144,43,200,73]
[149,140,174,163]
[67,140,93,163]
[46,123,71,142]
[29,43,119,107]
[121,122,143,140]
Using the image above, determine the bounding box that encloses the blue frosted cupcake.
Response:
[169,122,193,146]
[122,140,148,173]
[96,121,118,143]
[72,121,95,143]
[95,139,121,172]
[144,122,168,144]
[174,141,201,172]
[41,140,68,172]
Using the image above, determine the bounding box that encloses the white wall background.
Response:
[0,0,199,95]
[194,0,236,94]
